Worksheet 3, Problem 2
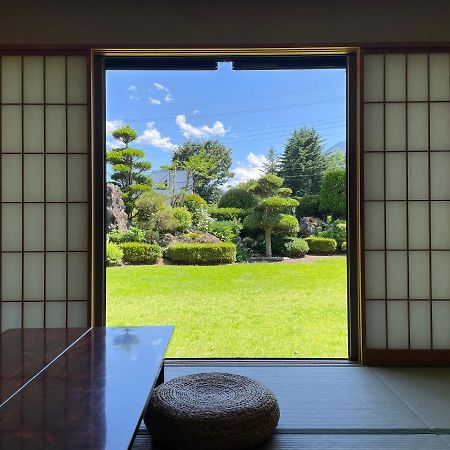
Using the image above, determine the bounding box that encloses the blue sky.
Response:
[106,63,346,186]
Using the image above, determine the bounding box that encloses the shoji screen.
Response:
[363,51,450,363]
[0,54,90,331]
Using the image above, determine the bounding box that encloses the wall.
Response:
[1,0,450,48]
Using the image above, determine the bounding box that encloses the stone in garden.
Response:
[299,216,329,237]
[106,183,128,231]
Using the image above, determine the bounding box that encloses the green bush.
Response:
[172,206,192,231]
[218,188,257,209]
[106,242,123,266]
[108,226,145,244]
[165,242,236,265]
[296,195,321,218]
[209,220,242,242]
[304,236,337,253]
[319,169,346,218]
[283,237,309,258]
[208,207,247,221]
[341,241,347,252]
[183,193,207,212]
[119,242,162,264]
[318,219,347,249]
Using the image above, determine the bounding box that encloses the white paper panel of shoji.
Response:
[46,253,66,301]
[1,302,21,331]
[364,51,450,353]
[46,301,66,328]
[2,57,21,103]
[387,301,409,349]
[430,103,450,151]
[364,55,384,102]
[2,105,22,153]
[409,301,431,349]
[408,202,429,249]
[1,54,89,331]
[432,302,450,349]
[365,251,385,299]
[364,153,384,200]
[385,104,406,151]
[408,251,430,299]
[430,153,450,199]
[366,301,386,349]
[408,152,428,199]
[364,104,384,151]
[431,202,450,249]
[385,153,406,199]
[385,54,406,101]
[407,54,428,101]
[431,252,450,299]
[2,155,22,201]
[23,302,44,328]
[386,202,407,249]
[429,54,450,101]
[386,251,408,299]
[364,202,384,249]
[407,103,428,151]
[1,253,21,301]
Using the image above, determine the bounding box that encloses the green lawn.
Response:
[106,256,348,358]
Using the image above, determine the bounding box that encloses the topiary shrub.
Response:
[106,242,123,266]
[295,195,321,219]
[209,220,242,242]
[218,188,257,209]
[319,169,346,218]
[108,226,145,244]
[318,219,346,249]
[165,242,236,265]
[119,242,162,264]
[183,193,207,212]
[208,207,247,221]
[304,236,337,253]
[172,206,192,231]
[283,237,309,258]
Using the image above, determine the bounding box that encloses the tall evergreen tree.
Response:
[106,126,152,220]
[279,127,326,196]
[262,147,281,175]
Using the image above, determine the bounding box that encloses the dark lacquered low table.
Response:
[0,326,173,449]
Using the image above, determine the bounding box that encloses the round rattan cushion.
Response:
[144,372,280,450]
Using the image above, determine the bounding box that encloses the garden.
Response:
[106,125,348,357]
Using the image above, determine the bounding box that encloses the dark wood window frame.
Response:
[92,50,361,362]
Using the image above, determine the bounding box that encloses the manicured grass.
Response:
[106,256,348,358]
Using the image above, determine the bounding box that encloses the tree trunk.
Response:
[265,227,272,257]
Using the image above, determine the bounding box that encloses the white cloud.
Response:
[136,122,177,151]
[175,114,227,138]
[105,119,125,148]
[153,82,168,91]
[128,85,137,91]
[148,97,161,105]
[229,152,267,186]
[128,95,140,101]
[193,109,199,115]
[164,93,174,102]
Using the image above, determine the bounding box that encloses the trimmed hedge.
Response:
[106,242,123,267]
[208,207,247,221]
[165,242,236,265]
[284,237,309,258]
[304,236,337,253]
[119,242,162,264]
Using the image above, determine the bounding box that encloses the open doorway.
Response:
[97,54,357,359]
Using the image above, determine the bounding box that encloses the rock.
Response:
[299,216,329,237]
[106,183,128,231]
[195,232,221,244]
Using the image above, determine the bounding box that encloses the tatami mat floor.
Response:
[133,364,450,449]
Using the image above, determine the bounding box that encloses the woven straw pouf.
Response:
[144,372,280,450]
